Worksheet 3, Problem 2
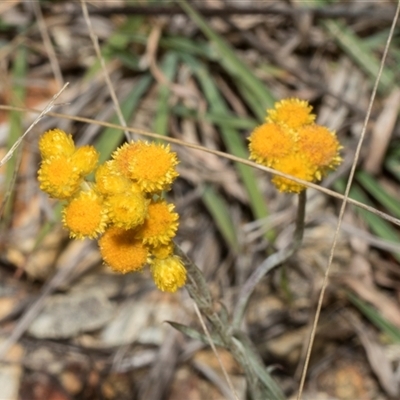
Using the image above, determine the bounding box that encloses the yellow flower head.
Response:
[267,98,315,129]
[150,242,174,260]
[248,98,342,193]
[95,161,131,195]
[71,145,99,176]
[136,200,179,246]
[106,192,148,230]
[62,189,108,239]
[271,153,316,193]
[38,155,83,199]
[297,124,342,179]
[248,123,295,167]
[150,255,186,292]
[39,129,75,159]
[99,226,149,274]
[113,141,179,193]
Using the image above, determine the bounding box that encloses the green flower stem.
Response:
[233,190,307,329]
[174,244,285,400]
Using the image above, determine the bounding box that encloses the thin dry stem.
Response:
[0,83,69,167]
[31,0,64,89]
[80,0,130,141]
[296,1,400,398]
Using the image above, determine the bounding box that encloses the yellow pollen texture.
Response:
[99,227,148,274]
[248,98,342,193]
[112,142,140,178]
[39,129,75,159]
[249,123,295,166]
[138,201,178,246]
[151,256,187,292]
[106,192,148,230]
[63,191,107,239]
[71,145,99,176]
[267,98,315,129]
[38,156,82,199]
[271,153,316,193]
[95,161,130,195]
[128,142,179,192]
[297,124,341,168]
[151,242,174,260]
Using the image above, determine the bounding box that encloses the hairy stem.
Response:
[176,243,285,399]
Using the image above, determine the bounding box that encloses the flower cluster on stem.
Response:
[38,129,185,292]
[248,98,342,193]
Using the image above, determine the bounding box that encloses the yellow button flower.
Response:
[271,153,316,193]
[297,124,342,179]
[38,155,83,199]
[267,98,315,129]
[62,189,108,239]
[95,161,131,195]
[112,141,179,193]
[150,242,174,260]
[71,145,99,176]
[99,226,149,274]
[248,98,342,193]
[150,255,186,292]
[106,192,148,230]
[136,200,179,246]
[39,129,75,159]
[248,122,295,167]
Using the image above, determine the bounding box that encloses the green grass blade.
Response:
[94,74,153,164]
[179,0,275,117]
[154,52,178,137]
[347,291,400,343]
[172,104,257,130]
[181,54,270,227]
[385,151,400,182]
[3,46,27,221]
[356,170,400,219]
[323,20,394,92]
[334,180,400,262]
[202,185,238,249]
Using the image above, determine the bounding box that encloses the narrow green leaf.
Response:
[3,46,27,222]
[334,180,400,262]
[385,152,400,182]
[237,334,286,400]
[202,185,238,249]
[181,54,270,229]
[94,74,153,164]
[167,321,224,346]
[171,104,257,130]
[356,170,400,219]
[179,0,275,116]
[154,52,178,137]
[347,291,400,343]
[323,20,394,92]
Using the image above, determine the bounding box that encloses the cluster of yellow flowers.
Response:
[38,129,186,292]
[248,98,342,193]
